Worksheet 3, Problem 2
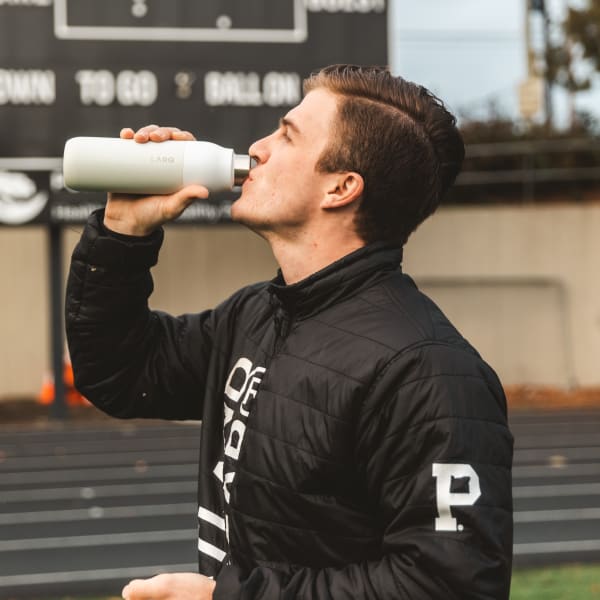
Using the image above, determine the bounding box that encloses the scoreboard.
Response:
[53,0,307,43]
[0,0,387,224]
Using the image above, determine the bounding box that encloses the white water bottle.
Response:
[62,137,252,195]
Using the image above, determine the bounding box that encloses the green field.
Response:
[510,564,600,600]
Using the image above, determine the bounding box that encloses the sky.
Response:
[388,0,600,128]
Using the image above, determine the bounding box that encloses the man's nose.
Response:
[248,135,270,165]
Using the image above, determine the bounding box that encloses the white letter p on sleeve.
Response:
[432,463,481,532]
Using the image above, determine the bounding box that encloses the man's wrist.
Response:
[103,216,157,238]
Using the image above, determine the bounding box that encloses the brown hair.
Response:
[304,64,465,246]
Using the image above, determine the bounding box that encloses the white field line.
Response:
[0,502,196,525]
[0,436,198,458]
[513,482,600,498]
[0,480,195,502]
[513,462,600,479]
[514,507,600,523]
[0,529,192,552]
[0,562,196,587]
[0,464,195,486]
[514,539,600,555]
[0,448,196,471]
[514,447,600,463]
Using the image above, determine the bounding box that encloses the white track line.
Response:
[0,529,192,552]
[0,502,196,525]
[514,539,600,555]
[0,563,196,587]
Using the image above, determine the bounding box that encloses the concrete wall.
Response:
[0,227,49,399]
[0,203,598,399]
[404,204,600,387]
[0,222,277,400]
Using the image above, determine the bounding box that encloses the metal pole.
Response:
[541,1,553,128]
[528,0,553,127]
[525,0,532,77]
[48,222,67,420]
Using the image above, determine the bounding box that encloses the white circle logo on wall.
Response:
[0,171,49,225]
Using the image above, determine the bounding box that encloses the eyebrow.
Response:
[279,116,301,136]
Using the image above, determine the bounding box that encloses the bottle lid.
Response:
[233,154,254,185]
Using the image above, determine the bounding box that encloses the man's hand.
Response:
[104,125,209,237]
[121,572,216,600]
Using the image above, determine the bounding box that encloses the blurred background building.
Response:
[1,0,600,411]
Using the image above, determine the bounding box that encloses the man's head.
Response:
[234,64,464,249]
[232,85,360,243]
[305,64,465,246]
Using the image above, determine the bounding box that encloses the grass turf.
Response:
[510,563,600,599]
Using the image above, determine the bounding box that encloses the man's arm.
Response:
[65,209,215,419]
[65,125,215,419]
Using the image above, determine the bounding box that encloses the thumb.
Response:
[122,577,154,600]
[175,184,210,202]
[161,184,210,221]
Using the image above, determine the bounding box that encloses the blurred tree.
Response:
[564,0,600,84]
[544,0,600,123]
[444,1,600,204]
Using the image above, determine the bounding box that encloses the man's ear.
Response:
[321,172,364,210]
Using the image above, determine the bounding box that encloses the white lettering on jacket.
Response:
[432,463,481,532]
[214,357,266,505]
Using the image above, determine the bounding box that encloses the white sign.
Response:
[75,70,158,107]
[205,71,301,107]
[0,70,55,105]
[305,0,385,12]
[0,172,48,224]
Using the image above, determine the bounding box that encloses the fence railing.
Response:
[451,137,600,203]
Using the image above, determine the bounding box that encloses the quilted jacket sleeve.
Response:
[214,343,513,599]
[65,210,215,420]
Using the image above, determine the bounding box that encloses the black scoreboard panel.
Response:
[0,0,387,224]
[55,0,300,39]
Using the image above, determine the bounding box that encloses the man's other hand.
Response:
[122,572,216,600]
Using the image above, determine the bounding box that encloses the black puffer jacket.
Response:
[66,210,513,599]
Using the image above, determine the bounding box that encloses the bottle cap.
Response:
[233,154,254,185]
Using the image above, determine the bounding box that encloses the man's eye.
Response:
[278,126,291,141]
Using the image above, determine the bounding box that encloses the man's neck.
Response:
[268,231,365,285]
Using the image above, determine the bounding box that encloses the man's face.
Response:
[231,88,339,238]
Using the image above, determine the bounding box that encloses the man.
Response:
[66,64,513,599]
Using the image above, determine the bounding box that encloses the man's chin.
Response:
[230,205,267,237]
[230,200,250,225]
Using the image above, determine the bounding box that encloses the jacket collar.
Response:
[267,242,403,319]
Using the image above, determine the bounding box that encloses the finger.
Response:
[133,124,160,142]
[123,574,174,600]
[122,578,148,600]
[120,128,135,140]
[147,127,176,142]
[170,129,196,141]
[147,127,190,142]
